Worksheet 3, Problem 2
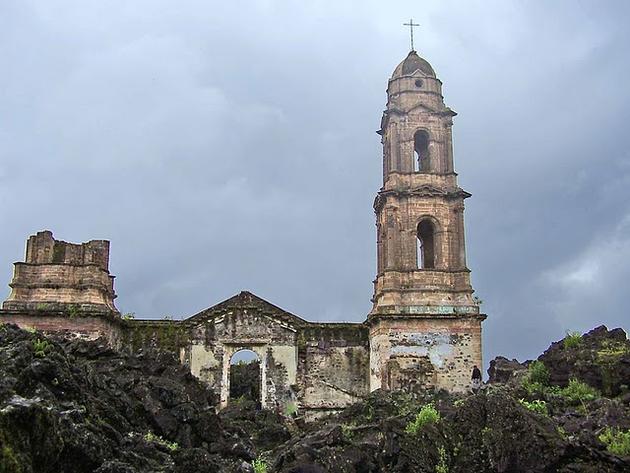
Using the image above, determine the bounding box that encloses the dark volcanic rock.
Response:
[538,325,630,396]
[1,323,630,473]
[487,356,527,384]
[220,398,292,452]
[271,387,630,473]
[0,324,243,472]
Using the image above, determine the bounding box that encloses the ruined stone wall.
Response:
[24,230,110,270]
[369,315,483,393]
[298,324,370,416]
[1,312,122,347]
[178,301,300,410]
[118,316,372,415]
[2,231,117,313]
[119,319,190,358]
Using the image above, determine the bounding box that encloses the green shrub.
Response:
[122,312,136,321]
[518,398,548,416]
[523,380,547,396]
[405,403,441,435]
[144,432,178,452]
[563,331,583,349]
[522,361,551,395]
[527,361,550,385]
[32,338,51,358]
[599,427,630,456]
[252,458,268,473]
[560,378,599,404]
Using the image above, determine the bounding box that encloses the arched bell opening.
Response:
[417,219,436,269]
[413,130,430,172]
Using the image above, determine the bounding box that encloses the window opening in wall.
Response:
[414,130,430,172]
[229,349,261,405]
[417,220,435,269]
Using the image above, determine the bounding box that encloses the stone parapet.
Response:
[0,311,122,346]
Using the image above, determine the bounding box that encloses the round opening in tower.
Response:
[414,79,423,88]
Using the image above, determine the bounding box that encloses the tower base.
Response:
[368,313,486,393]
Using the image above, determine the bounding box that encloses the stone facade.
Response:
[117,291,370,416]
[0,50,485,415]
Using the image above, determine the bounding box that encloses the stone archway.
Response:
[220,344,268,408]
[184,291,305,411]
[229,349,261,404]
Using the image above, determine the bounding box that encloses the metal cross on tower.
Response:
[403,19,420,51]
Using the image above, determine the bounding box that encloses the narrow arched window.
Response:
[414,130,430,172]
[417,220,435,269]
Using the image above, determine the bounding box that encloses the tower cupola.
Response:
[391,50,436,78]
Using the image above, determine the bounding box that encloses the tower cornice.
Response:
[374,186,471,213]
[366,312,487,326]
[379,105,456,134]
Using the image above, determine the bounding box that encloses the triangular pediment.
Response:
[409,68,432,78]
[410,185,447,197]
[407,103,438,114]
[183,291,309,329]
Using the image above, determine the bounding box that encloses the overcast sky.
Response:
[1,1,629,366]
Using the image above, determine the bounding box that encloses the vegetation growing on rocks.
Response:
[518,398,549,416]
[599,427,630,456]
[405,403,441,434]
[0,323,629,472]
[563,331,583,349]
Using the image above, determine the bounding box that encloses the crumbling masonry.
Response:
[0,51,485,416]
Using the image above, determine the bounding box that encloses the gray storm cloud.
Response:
[1,0,629,366]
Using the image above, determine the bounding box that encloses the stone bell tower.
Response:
[367,50,486,393]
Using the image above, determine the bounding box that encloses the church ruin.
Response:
[0,50,486,416]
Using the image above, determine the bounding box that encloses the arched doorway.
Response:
[229,349,261,404]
